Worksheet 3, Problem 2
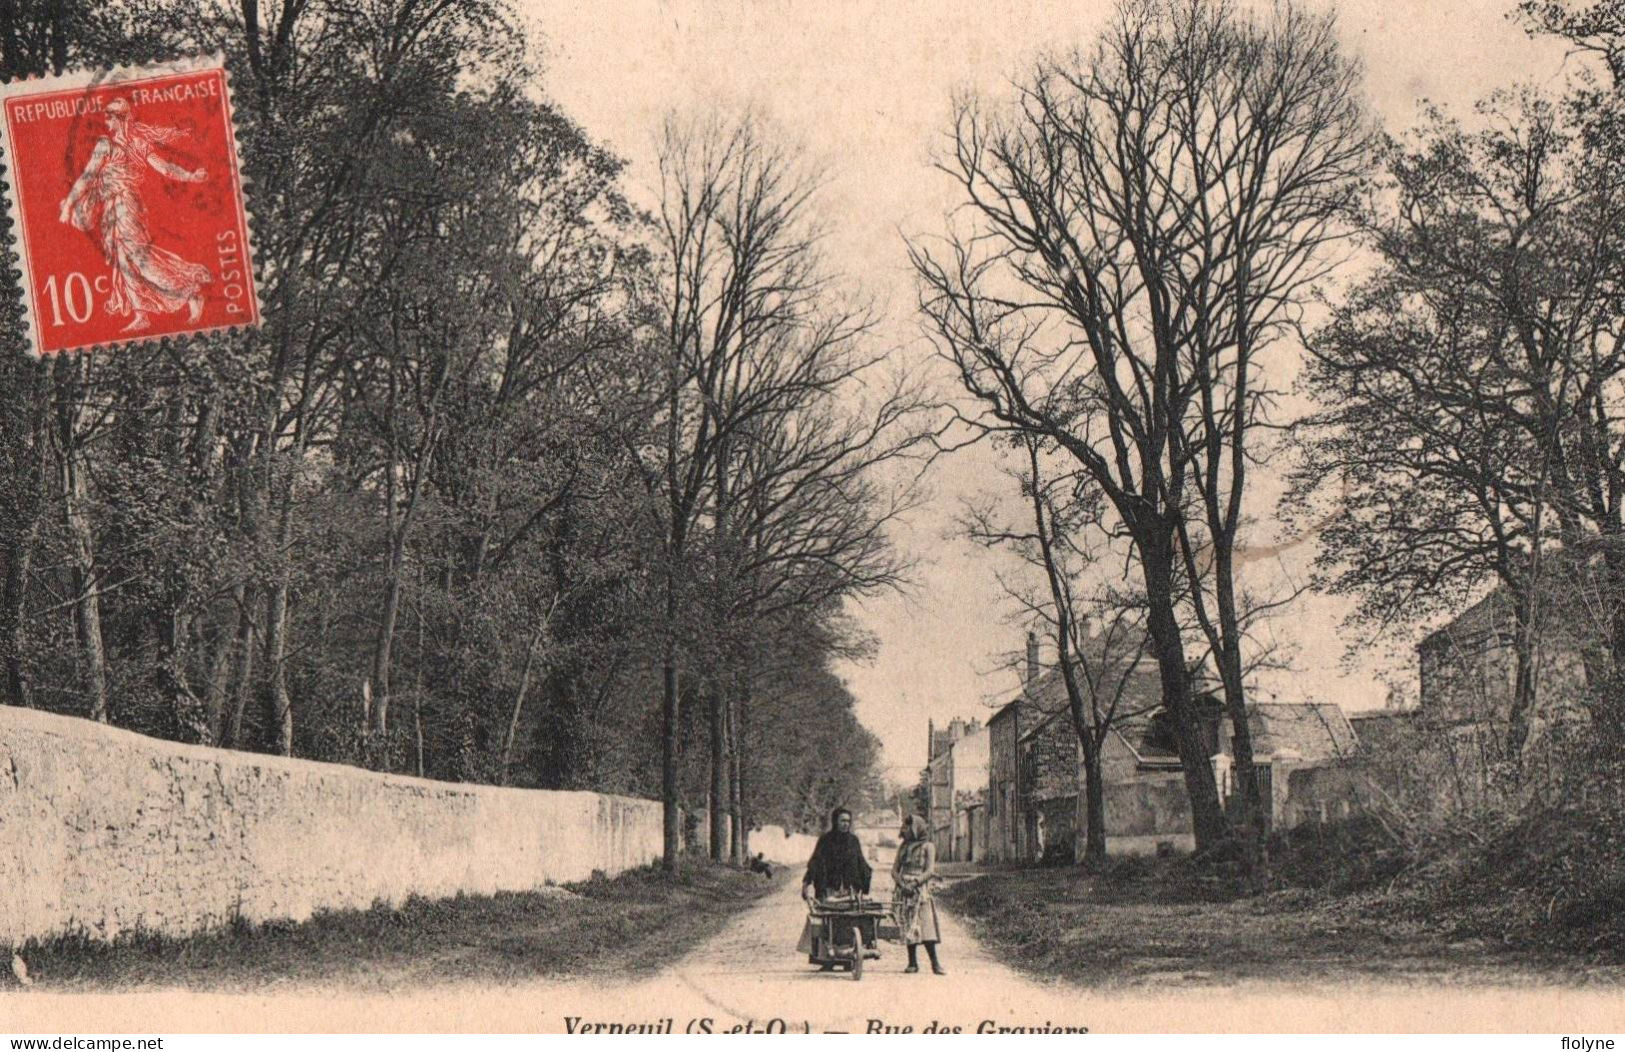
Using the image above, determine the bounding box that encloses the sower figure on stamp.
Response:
[893,813,944,974]
[796,806,875,968]
[58,96,212,333]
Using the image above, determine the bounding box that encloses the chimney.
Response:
[1025,630,1040,685]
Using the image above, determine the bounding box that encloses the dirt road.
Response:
[655,870,1058,1034]
[6,871,1624,1033]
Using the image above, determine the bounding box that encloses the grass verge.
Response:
[12,860,777,991]
[939,851,1620,988]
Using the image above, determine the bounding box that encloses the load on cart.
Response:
[801,892,893,979]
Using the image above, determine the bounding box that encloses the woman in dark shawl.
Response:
[796,807,875,967]
[801,806,872,900]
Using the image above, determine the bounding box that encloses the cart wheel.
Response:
[851,942,864,981]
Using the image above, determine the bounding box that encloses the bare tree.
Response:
[712,377,932,856]
[963,434,1156,866]
[645,113,877,868]
[914,0,1372,868]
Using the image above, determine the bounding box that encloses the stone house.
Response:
[1094,696,1225,856]
[982,632,1362,859]
[1338,583,1604,814]
[1416,586,1591,766]
[984,633,1045,862]
[925,715,987,861]
[1021,699,1085,861]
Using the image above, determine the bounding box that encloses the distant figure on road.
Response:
[893,814,945,975]
[749,852,774,879]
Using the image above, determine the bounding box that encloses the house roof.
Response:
[1011,658,1201,768]
[1348,709,1420,748]
[1108,709,1183,767]
[989,696,1021,726]
[1419,588,1513,654]
[1013,669,1080,739]
[1419,581,1590,656]
[1348,709,1418,731]
[986,632,1356,765]
[999,629,1166,737]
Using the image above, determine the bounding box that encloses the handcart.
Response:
[805,893,897,980]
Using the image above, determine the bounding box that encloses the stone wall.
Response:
[1276,762,1372,829]
[0,706,662,948]
[1103,774,1192,845]
[1022,711,1079,805]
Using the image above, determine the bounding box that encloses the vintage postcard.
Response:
[1,0,1623,1042]
[0,55,259,357]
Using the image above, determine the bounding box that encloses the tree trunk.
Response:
[0,361,44,710]
[203,616,235,745]
[728,679,746,864]
[1588,545,1625,755]
[263,458,302,756]
[370,368,402,744]
[264,576,294,755]
[255,246,317,760]
[662,656,682,873]
[709,438,732,864]
[499,622,545,785]
[1025,439,1113,870]
[56,359,108,724]
[371,552,404,738]
[709,678,728,861]
[157,608,203,741]
[661,350,684,873]
[1505,585,1540,770]
[157,397,222,743]
[1141,538,1229,853]
[1,530,32,708]
[1080,738,1107,867]
[371,379,441,754]
[1211,546,1267,883]
[226,587,257,747]
[413,577,426,779]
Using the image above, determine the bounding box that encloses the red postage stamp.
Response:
[0,55,260,357]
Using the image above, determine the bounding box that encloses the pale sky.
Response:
[522,0,1575,779]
